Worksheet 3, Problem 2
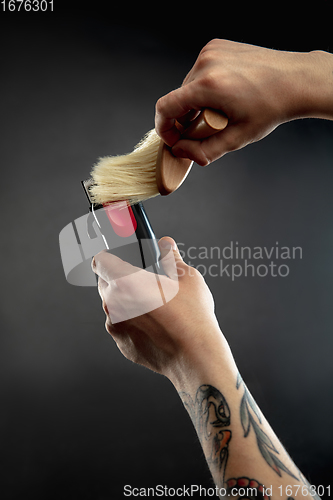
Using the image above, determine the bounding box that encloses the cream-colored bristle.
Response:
[89,129,161,206]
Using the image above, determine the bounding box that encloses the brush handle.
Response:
[156,108,228,196]
[176,108,228,140]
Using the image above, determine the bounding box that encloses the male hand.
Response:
[155,39,332,166]
[92,237,232,389]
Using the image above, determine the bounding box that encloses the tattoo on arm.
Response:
[179,385,231,483]
[236,373,298,480]
[179,379,314,498]
[179,385,272,500]
[226,477,270,500]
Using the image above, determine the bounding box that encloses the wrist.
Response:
[165,325,238,394]
[282,50,333,121]
[306,50,333,120]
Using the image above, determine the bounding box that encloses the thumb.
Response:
[158,237,187,280]
[172,123,246,166]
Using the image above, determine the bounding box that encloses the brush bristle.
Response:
[89,129,161,206]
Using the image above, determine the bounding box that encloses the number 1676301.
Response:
[1,0,53,11]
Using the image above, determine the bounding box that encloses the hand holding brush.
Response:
[90,39,333,207]
[156,40,333,164]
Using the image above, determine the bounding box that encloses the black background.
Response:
[1,1,332,498]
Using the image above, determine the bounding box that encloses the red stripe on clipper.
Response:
[103,201,137,237]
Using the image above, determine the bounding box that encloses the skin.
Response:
[155,39,333,166]
[92,239,229,388]
[92,239,319,498]
[91,40,333,497]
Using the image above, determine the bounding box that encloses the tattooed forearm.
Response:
[179,378,314,499]
[236,373,298,480]
[179,385,231,483]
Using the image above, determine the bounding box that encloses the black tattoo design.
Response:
[225,477,270,500]
[236,373,298,480]
[179,385,231,483]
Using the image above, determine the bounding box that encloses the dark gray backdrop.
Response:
[1,3,332,499]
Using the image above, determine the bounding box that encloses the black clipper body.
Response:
[81,179,160,271]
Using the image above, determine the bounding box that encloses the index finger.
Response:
[92,250,142,284]
[155,83,200,146]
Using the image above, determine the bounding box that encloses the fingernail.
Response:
[160,239,178,251]
[160,240,171,249]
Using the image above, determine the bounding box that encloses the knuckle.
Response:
[105,318,113,334]
[118,337,138,363]
[197,143,213,166]
[198,71,220,92]
[195,49,216,71]
[199,38,220,55]
[196,154,210,167]
[207,37,222,46]
[183,264,203,281]
[156,89,188,118]
[113,276,127,291]
[170,88,189,116]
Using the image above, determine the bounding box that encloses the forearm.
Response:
[171,330,316,499]
[93,242,320,498]
[288,50,333,122]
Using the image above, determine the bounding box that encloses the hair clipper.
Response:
[81,179,161,272]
